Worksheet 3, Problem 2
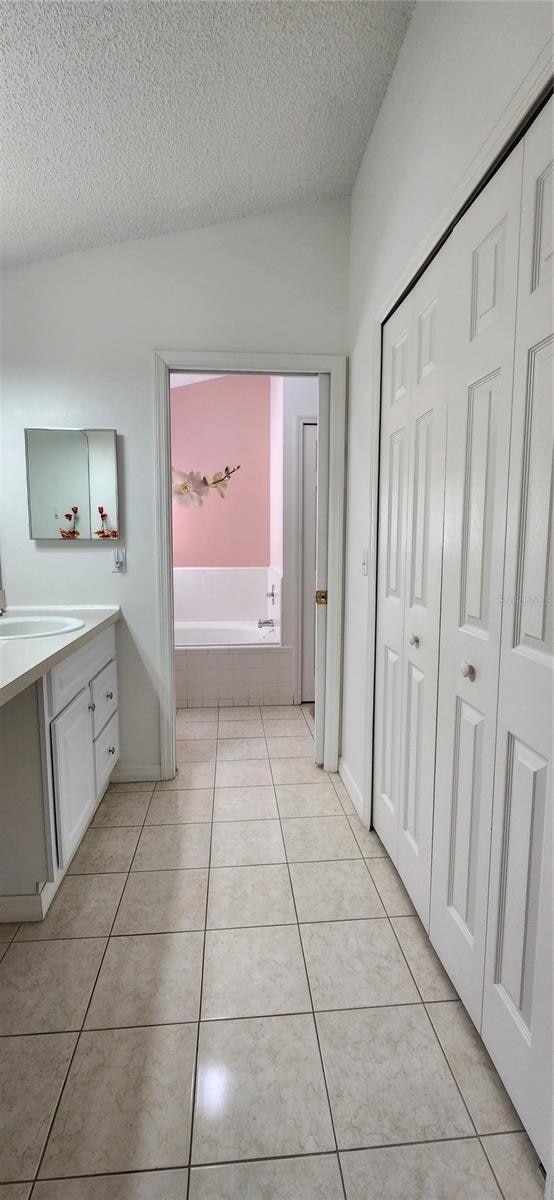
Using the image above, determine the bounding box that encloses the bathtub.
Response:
[175,619,279,647]
[175,623,292,706]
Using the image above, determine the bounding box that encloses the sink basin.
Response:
[0,615,85,640]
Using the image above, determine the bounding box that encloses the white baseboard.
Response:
[0,892,45,922]
[338,757,365,821]
[111,762,162,783]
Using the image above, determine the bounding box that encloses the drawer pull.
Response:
[108,745,116,755]
[88,702,96,712]
[106,690,114,700]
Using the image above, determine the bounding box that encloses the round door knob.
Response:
[88,702,96,712]
[106,691,114,700]
[108,746,116,755]
[409,634,420,648]
[461,662,476,681]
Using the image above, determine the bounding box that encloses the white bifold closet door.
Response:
[481,101,553,1169]
[373,97,552,1168]
[373,254,447,925]
[429,143,524,1024]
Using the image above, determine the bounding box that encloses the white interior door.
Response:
[396,255,448,926]
[373,255,447,926]
[301,422,317,703]
[373,301,410,857]
[481,100,553,1170]
[314,373,329,764]
[429,144,524,1026]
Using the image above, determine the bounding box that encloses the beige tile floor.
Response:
[0,704,546,1199]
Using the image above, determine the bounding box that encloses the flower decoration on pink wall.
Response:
[172,465,241,508]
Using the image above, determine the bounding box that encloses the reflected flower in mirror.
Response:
[59,505,80,538]
[172,465,240,507]
[95,505,119,538]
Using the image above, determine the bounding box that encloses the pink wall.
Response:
[171,374,271,568]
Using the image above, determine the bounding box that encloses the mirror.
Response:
[25,429,119,540]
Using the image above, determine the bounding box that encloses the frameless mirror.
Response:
[25,428,119,540]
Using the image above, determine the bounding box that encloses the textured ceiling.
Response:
[0,1,413,267]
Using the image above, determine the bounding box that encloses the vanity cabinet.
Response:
[0,619,120,920]
[48,626,120,868]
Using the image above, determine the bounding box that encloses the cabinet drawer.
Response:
[94,710,119,799]
[49,626,116,717]
[91,659,118,737]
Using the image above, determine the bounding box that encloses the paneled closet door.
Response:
[373,302,411,858]
[482,100,553,1169]
[397,256,448,925]
[429,144,524,1026]
[374,260,448,924]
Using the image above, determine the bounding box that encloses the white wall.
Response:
[0,197,349,777]
[341,1,553,811]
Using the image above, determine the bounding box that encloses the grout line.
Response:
[60,853,379,878]
[30,766,157,1191]
[0,912,415,950]
[477,1133,512,1200]
[362,858,486,1145]
[262,716,349,1200]
[190,1132,491,1170]
[13,705,511,1194]
[184,708,218,1199]
[419,1000,479,1139]
[1,997,444,1041]
[4,1133,504,1192]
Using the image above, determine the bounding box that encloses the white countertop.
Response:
[0,607,121,708]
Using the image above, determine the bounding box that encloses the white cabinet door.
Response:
[373,300,411,858]
[482,100,553,1170]
[51,687,96,868]
[429,145,524,1025]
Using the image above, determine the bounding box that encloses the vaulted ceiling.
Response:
[0,1,413,267]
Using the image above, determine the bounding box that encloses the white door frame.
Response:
[362,54,553,826]
[294,414,318,706]
[153,350,347,778]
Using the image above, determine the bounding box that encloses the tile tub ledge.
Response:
[0,606,121,707]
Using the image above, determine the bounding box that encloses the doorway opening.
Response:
[168,370,320,714]
[154,351,347,777]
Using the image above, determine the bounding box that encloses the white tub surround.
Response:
[0,606,120,707]
[173,567,273,624]
[175,621,278,648]
[175,644,294,707]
